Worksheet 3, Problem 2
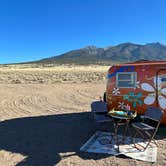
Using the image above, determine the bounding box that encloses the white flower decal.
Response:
[141,77,166,109]
[118,102,126,109]
[118,102,131,110]
[136,81,140,88]
[112,88,120,95]
[134,81,140,89]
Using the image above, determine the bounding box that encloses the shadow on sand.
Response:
[0,112,112,166]
[0,112,165,166]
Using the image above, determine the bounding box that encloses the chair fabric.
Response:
[131,107,164,151]
[144,107,163,121]
[91,101,108,113]
[91,101,112,123]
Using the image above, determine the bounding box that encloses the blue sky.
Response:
[0,0,166,64]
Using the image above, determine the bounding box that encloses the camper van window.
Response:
[161,76,166,83]
[116,72,136,88]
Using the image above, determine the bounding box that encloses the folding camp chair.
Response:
[91,101,112,123]
[131,107,164,151]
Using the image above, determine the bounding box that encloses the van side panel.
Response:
[106,63,166,124]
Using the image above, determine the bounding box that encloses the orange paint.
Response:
[106,61,166,124]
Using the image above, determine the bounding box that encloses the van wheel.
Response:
[103,92,106,102]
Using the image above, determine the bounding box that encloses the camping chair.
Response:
[131,107,164,151]
[91,101,112,123]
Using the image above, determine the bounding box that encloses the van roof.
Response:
[116,60,166,67]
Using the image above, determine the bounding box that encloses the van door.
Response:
[156,69,166,109]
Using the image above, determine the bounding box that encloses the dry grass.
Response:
[0,64,110,84]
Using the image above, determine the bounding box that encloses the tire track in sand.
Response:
[0,95,59,120]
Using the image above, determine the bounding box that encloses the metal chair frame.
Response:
[132,107,164,151]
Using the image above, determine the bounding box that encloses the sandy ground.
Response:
[0,65,166,166]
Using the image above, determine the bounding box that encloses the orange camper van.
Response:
[106,60,166,124]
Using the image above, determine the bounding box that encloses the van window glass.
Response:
[116,72,136,88]
[161,76,166,82]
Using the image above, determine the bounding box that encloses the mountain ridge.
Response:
[19,42,166,65]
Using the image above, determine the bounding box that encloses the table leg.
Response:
[122,119,130,142]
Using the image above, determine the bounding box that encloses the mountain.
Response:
[36,42,166,65]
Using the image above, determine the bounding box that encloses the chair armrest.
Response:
[140,115,145,119]
[140,115,151,123]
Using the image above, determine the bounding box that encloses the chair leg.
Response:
[114,122,119,146]
[132,129,148,151]
[123,120,130,140]
[109,121,120,151]
[143,130,158,149]
[132,129,158,151]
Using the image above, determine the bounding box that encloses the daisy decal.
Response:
[135,81,140,89]
[141,77,166,109]
[118,102,126,109]
[118,102,131,110]
[112,88,120,95]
